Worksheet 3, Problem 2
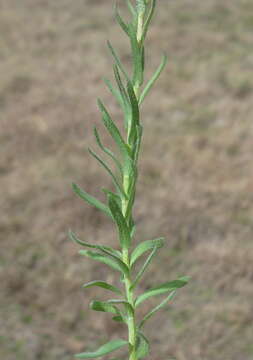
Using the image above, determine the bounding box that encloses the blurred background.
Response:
[1,0,253,359]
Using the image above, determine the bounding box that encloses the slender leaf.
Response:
[104,78,129,128]
[136,332,150,359]
[69,230,121,258]
[127,80,140,146]
[112,315,125,323]
[104,77,123,106]
[79,250,129,276]
[88,147,127,199]
[128,24,143,86]
[131,245,159,289]
[130,238,164,266]
[124,174,136,222]
[139,54,167,104]
[97,99,131,159]
[142,0,156,40]
[108,194,131,249]
[91,300,127,324]
[107,299,134,316]
[75,339,128,358]
[139,290,177,328]
[113,65,131,129]
[82,281,122,295]
[127,81,140,126]
[130,224,136,238]
[125,0,137,18]
[133,124,143,163]
[101,188,122,208]
[107,41,130,81]
[94,126,123,176]
[114,4,129,36]
[113,65,130,109]
[90,300,119,315]
[135,277,189,307]
[72,183,111,218]
[141,46,145,73]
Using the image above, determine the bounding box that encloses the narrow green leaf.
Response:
[113,65,130,107]
[125,0,137,17]
[133,124,143,163]
[107,41,130,81]
[102,189,123,209]
[112,315,125,323]
[107,299,134,316]
[69,230,121,258]
[114,4,129,36]
[91,300,126,324]
[136,332,150,359]
[72,183,111,218]
[108,194,131,249]
[94,126,123,177]
[88,147,127,199]
[102,188,121,204]
[127,81,140,126]
[128,24,143,86]
[130,238,164,266]
[113,65,131,129]
[104,78,129,128]
[139,290,177,328]
[82,281,122,295]
[122,154,135,188]
[131,245,158,289]
[104,77,122,105]
[90,300,119,315]
[141,46,145,73]
[79,250,129,276]
[124,174,136,222]
[127,81,140,146]
[130,224,136,238]
[75,339,128,358]
[97,99,131,159]
[135,277,189,307]
[142,0,156,40]
[139,54,167,105]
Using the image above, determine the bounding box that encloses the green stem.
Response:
[122,4,146,360]
[123,249,137,360]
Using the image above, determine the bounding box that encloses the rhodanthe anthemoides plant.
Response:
[69,0,189,359]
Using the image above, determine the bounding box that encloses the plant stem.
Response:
[71,1,189,359]
[124,257,137,360]
[122,4,146,358]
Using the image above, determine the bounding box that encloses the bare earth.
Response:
[1,0,253,359]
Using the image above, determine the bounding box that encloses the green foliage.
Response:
[130,238,164,266]
[82,281,122,295]
[75,339,128,358]
[135,277,189,307]
[79,250,130,276]
[70,1,189,359]
[136,332,149,358]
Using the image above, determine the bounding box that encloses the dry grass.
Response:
[1,0,253,359]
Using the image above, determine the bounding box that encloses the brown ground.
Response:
[1,0,253,359]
